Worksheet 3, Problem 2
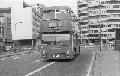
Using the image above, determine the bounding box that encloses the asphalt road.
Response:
[0,47,95,76]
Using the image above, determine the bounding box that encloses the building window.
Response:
[108,29,114,32]
[103,34,107,37]
[101,1,104,4]
[0,27,4,35]
[92,30,94,33]
[110,34,112,37]
[94,30,98,33]
[7,28,11,33]
[116,24,119,27]
[108,25,111,27]
[102,11,104,13]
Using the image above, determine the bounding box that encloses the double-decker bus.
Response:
[40,6,80,60]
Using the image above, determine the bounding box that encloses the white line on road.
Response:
[113,54,119,61]
[11,56,19,59]
[1,57,6,61]
[86,51,95,76]
[13,56,19,59]
[32,60,40,63]
[113,55,115,57]
[25,62,55,76]
[115,57,118,61]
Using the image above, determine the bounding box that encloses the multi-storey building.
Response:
[77,0,120,43]
[103,0,120,41]
[0,7,11,42]
[11,1,43,49]
[77,0,89,43]
[88,0,108,43]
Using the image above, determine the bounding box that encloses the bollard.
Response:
[100,72,101,76]
[114,72,115,76]
[93,63,96,76]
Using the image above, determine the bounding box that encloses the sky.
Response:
[0,0,78,15]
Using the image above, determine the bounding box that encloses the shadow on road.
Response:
[43,59,75,62]
[42,55,81,62]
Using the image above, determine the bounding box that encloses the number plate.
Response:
[53,55,59,57]
[56,55,59,57]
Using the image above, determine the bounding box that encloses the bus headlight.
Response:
[66,50,70,55]
[66,50,71,57]
[43,50,46,54]
[42,50,46,57]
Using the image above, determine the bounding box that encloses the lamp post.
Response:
[99,0,102,51]
[106,14,111,48]
[80,24,83,44]
[15,22,22,35]
[106,19,109,48]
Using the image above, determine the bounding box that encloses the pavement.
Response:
[90,49,120,76]
[0,50,37,58]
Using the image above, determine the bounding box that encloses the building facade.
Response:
[77,0,89,43]
[77,0,120,43]
[11,1,43,49]
[88,0,108,43]
[0,7,11,42]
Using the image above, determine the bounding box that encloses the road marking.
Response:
[86,51,95,76]
[22,53,26,55]
[11,56,19,59]
[115,57,118,61]
[13,56,19,59]
[25,62,55,76]
[32,60,40,63]
[1,57,6,61]
[113,54,119,61]
[113,55,115,57]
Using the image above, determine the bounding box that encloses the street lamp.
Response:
[99,0,102,51]
[106,14,110,48]
[15,22,22,34]
[80,24,83,44]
